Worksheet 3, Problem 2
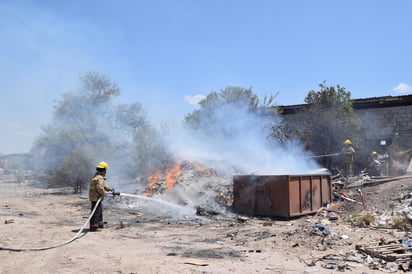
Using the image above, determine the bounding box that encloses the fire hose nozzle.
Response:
[112,192,120,196]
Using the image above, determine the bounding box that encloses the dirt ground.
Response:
[1,173,412,274]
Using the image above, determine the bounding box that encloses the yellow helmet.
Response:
[344,139,352,145]
[371,151,377,155]
[96,161,108,170]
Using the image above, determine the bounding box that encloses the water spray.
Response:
[113,192,196,216]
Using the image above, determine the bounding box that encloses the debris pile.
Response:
[293,173,412,272]
[136,156,412,272]
[141,160,233,212]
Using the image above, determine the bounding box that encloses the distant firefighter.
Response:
[341,139,355,177]
[368,150,389,176]
[368,151,382,176]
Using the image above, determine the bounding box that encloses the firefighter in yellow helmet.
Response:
[88,161,113,232]
[340,139,355,177]
[368,151,383,176]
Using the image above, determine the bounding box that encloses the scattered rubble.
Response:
[3,157,412,272]
[117,159,412,272]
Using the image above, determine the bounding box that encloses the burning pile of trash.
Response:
[128,160,234,215]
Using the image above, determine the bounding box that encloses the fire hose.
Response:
[303,153,341,159]
[0,190,191,252]
[0,194,107,252]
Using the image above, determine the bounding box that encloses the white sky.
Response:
[0,0,411,154]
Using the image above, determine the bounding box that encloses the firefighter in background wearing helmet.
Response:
[368,151,382,176]
[341,139,355,178]
[89,161,114,232]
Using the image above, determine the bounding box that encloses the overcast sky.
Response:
[0,0,411,154]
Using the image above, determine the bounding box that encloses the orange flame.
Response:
[165,162,181,189]
[190,160,214,176]
[144,160,214,195]
[144,172,160,196]
[191,160,205,173]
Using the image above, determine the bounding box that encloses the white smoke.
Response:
[161,103,321,175]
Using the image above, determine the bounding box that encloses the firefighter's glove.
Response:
[111,188,120,196]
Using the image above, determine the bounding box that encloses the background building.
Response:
[279,95,412,175]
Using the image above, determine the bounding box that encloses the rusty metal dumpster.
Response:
[233,174,332,218]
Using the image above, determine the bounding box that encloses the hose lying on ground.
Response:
[0,197,102,252]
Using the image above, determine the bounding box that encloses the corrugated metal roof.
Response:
[352,94,412,109]
[278,94,412,114]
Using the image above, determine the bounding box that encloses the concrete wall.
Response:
[279,98,412,174]
[356,105,412,153]
[280,102,412,152]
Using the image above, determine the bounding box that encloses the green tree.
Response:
[114,103,172,178]
[31,72,172,191]
[301,82,361,170]
[184,86,277,139]
[31,72,121,191]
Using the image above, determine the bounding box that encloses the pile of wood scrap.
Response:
[356,242,412,271]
